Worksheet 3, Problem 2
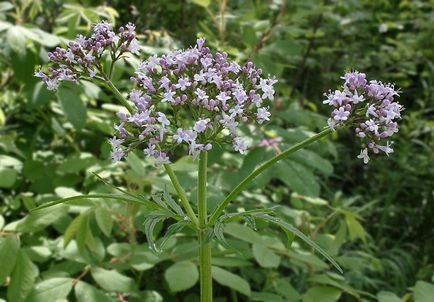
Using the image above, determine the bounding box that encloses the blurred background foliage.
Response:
[0,0,433,301]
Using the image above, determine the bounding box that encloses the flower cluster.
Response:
[111,38,277,165]
[35,21,139,90]
[323,71,404,164]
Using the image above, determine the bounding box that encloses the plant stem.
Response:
[208,128,333,226]
[164,164,199,227]
[198,151,212,302]
[105,80,135,114]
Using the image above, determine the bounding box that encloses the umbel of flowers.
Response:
[35,21,140,90]
[111,38,277,165]
[323,71,404,164]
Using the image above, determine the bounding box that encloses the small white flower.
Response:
[357,148,370,164]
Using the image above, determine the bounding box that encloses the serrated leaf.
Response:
[212,266,251,296]
[27,277,73,302]
[164,261,199,292]
[0,236,19,283]
[143,213,169,253]
[57,83,86,129]
[163,188,185,217]
[95,207,113,237]
[7,250,39,302]
[159,221,188,250]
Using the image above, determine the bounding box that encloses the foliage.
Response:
[0,0,433,301]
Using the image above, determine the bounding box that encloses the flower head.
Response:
[111,38,277,165]
[324,71,404,164]
[35,21,139,90]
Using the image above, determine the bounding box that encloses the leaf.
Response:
[258,215,343,273]
[7,26,26,55]
[7,250,39,302]
[276,160,320,197]
[303,287,341,302]
[31,194,154,212]
[95,207,114,237]
[414,281,434,302]
[64,213,87,248]
[0,20,12,32]
[159,221,188,250]
[75,281,115,302]
[91,267,136,293]
[164,261,199,292]
[27,277,73,302]
[212,266,251,296]
[17,205,69,233]
[191,0,210,7]
[0,167,18,188]
[252,243,281,268]
[377,291,404,302]
[0,2,14,12]
[0,236,19,283]
[143,212,169,253]
[57,83,87,129]
[344,213,367,243]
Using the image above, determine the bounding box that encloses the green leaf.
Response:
[75,281,115,302]
[57,83,87,129]
[344,213,367,243]
[212,266,251,296]
[276,160,320,197]
[7,250,39,302]
[95,207,113,237]
[27,277,73,302]
[0,236,19,283]
[64,213,87,248]
[191,0,210,7]
[303,287,341,302]
[164,261,199,292]
[0,167,18,188]
[143,212,170,253]
[252,243,281,268]
[377,291,404,302]
[414,281,434,302]
[7,26,26,55]
[31,194,154,212]
[258,215,343,273]
[17,205,69,233]
[0,2,14,12]
[91,267,136,293]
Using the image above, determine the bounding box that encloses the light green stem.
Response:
[105,80,135,114]
[164,164,199,226]
[208,128,333,226]
[198,151,212,302]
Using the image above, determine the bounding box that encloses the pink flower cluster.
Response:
[323,71,404,164]
[35,21,139,90]
[111,38,277,165]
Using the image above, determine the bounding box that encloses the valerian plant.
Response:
[34,21,404,302]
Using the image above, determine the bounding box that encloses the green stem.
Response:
[198,151,212,302]
[105,80,135,114]
[208,128,333,226]
[164,164,199,226]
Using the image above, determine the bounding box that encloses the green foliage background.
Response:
[0,0,433,301]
